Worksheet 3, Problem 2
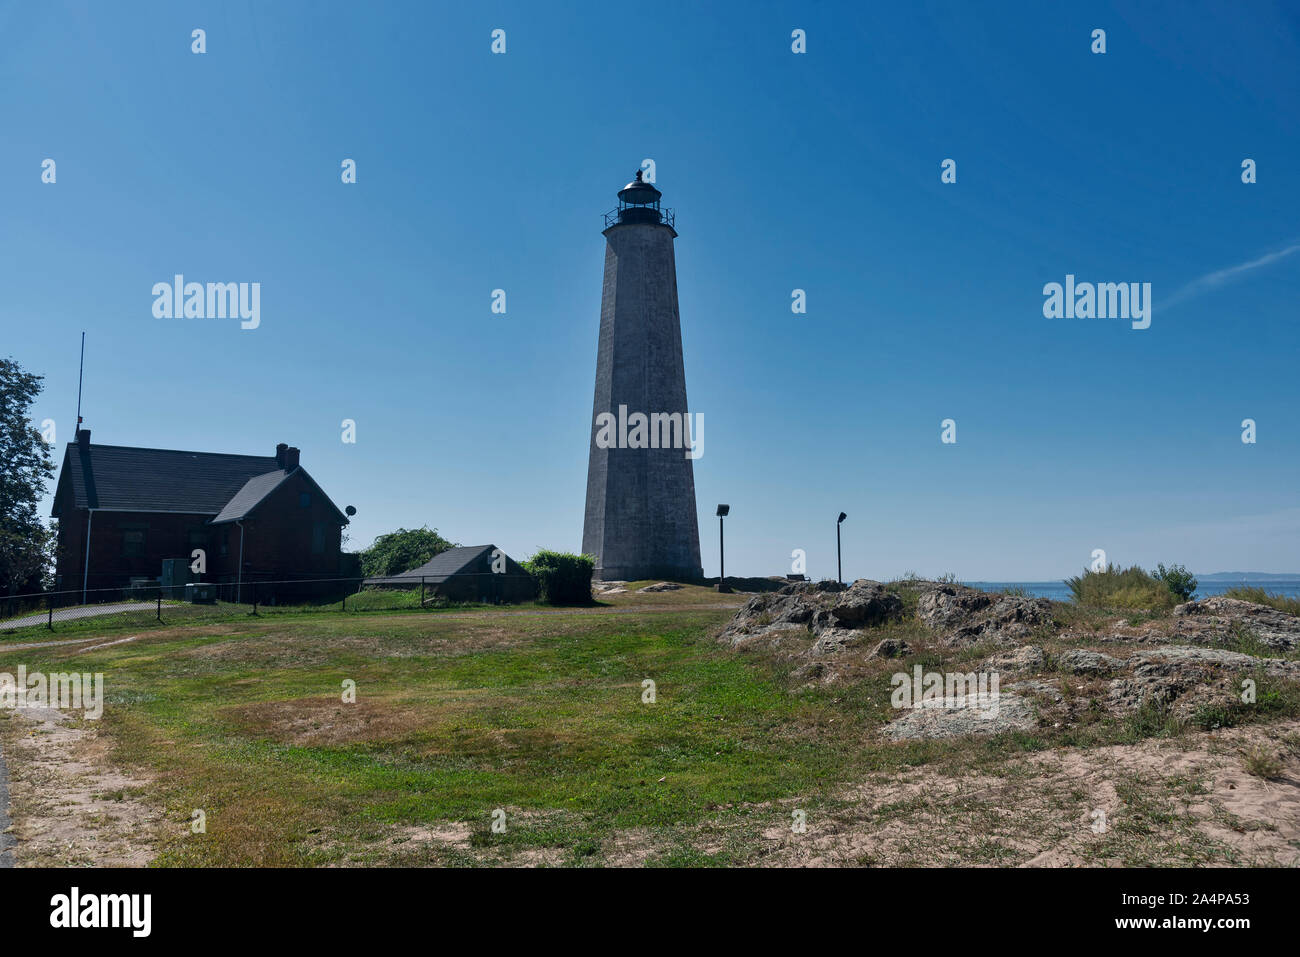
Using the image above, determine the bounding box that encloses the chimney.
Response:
[283,446,300,470]
[275,442,288,468]
[77,428,91,451]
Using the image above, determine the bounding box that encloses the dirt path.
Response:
[0,737,14,867]
[0,707,162,867]
[0,602,156,630]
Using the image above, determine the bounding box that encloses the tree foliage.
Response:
[1151,563,1198,601]
[0,358,55,594]
[359,526,457,578]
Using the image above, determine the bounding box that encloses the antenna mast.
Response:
[75,331,85,437]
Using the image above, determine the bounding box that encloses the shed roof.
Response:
[364,545,528,584]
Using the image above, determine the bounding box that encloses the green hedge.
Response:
[523,550,594,605]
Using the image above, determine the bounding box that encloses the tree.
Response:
[359,526,458,578]
[0,358,55,594]
[1152,563,1198,602]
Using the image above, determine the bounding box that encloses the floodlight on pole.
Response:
[716,504,730,592]
[837,512,847,585]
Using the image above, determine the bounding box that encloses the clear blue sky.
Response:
[4,1,1298,581]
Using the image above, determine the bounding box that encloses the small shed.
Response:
[364,544,535,603]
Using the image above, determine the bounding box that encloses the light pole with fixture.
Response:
[716,504,730,592]
[837,512,847,585]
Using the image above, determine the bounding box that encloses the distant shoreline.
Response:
[967,578,1300,601]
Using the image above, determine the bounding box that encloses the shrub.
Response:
[1222,587,1300,616]
[523,550,594,605]
[1243,745,1283,780]
[1151,563,1197,601]
[1065,564,1178,610]
[359,526,458,578]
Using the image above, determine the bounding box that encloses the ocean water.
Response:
[966,580,1300,602]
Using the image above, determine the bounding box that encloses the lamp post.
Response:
[836,512,847,585]
[716,504,730,592]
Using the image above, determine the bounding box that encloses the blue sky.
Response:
[3,0,1298,581]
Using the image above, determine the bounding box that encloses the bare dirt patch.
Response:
[0,707,163,866]
[748,719,1300,867]
[218,697,436,747]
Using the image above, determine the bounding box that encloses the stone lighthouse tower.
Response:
[582,171,704,582]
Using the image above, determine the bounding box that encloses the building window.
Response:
[311,522,326,555]
[123,529,146,557]
[299,492,312,508]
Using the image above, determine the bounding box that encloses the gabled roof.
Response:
[364,545,529,584]
[54,443,280,515]
[211,469,293,523]
[208,465,347,525]
[52,442,349,526]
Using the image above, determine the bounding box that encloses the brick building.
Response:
[51,431,351,595]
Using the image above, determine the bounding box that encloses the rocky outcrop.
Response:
[638,582,683,593]
[871,638,911,659]
[718,580,904,649]
[882,691,1037,740]
[1172,597,1300,651]
[1057,649,1123,676]
[1106,645,1300,718]
[982,645,1047,674]
[914,583,1055,646]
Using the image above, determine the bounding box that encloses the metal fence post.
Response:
[47,592,54,630]
[420,577,425,607]
[157,591,162,621]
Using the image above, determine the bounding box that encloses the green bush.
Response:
[1222,587,1300,616]
[1151,563,1197,601]
[359,526,458,578]
[523,550,594,605]
[1065,564,1178,610]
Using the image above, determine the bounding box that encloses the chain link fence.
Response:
[0,575,526,637]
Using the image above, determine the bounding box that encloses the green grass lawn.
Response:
[0,600,1002,866]
[6,584,1296,867]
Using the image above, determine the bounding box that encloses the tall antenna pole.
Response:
[75,331,85,437]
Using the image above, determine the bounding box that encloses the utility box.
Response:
[161,559,195,600]
[185,582,216,604]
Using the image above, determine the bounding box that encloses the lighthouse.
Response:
[582,171,704,582]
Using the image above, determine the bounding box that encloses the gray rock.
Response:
[718,579,903,649]
[812,629,865,656]
[829,581,905,628]
[1057,649,1123,676]
[982,645,1047,673]
[1172,597,1300,651]
[1106,645,1300,716]
[882,691,1037,740]
[1014,679,1065,703]
[871,638,912,659]
[914,583,1055,646]
[790,661,826,683]
[638,582,684,593]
